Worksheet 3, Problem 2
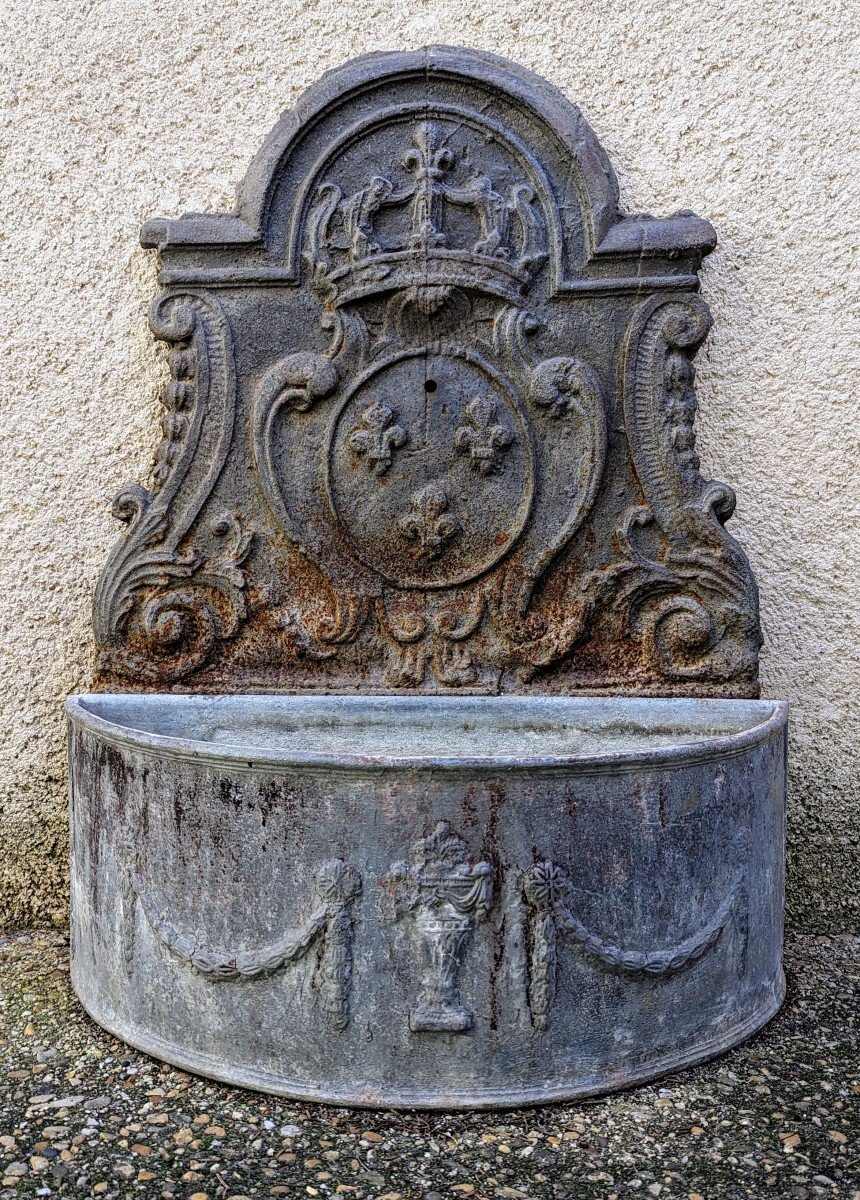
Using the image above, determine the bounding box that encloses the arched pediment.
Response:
[100,47,757,697]
[141,46,715,292]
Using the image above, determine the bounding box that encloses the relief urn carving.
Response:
[68,46,786,1109]
[387,821,494,1032]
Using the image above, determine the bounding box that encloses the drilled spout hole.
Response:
[424,379,437,393]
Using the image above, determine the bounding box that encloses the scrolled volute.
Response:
[94,292,250,683]
[618,294,761,684]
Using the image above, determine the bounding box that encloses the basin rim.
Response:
[67,693,788,776]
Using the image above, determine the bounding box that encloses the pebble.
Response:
[40,1094,85,1109]
[0,930,856,1198]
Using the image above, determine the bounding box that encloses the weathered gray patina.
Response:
[68,694,786,1108]
[69,47,787,1108]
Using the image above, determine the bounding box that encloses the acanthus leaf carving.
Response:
[376,591,486,689]
[528,356,602,422]
[93,292,252,684]
[257,351,338,413]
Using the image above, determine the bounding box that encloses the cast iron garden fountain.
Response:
[68,46,787,1108]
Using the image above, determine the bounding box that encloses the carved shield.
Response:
[94,47,760,695]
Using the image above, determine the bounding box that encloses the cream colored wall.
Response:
[1,0,857,930]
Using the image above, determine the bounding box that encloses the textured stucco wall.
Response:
[1,0,857,931]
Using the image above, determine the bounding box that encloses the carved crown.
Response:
[100,48,760,697]
[304,121,547,306]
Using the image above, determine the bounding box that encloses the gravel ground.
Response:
[0,932,856,1200]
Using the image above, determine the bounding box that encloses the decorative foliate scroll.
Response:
[95,48,759,696]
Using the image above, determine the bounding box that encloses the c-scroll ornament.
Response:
[617,294,761,684]
[93,292,252,684]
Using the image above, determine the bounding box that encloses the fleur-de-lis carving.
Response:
[402,122,455,250]
[403,121,456,177]
[454,396,514,476]
[348,401,407,475]
[398,485,461,561]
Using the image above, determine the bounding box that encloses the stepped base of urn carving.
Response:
[67,694,787,1110]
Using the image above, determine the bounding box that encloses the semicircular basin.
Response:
[68,693,787,1110]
